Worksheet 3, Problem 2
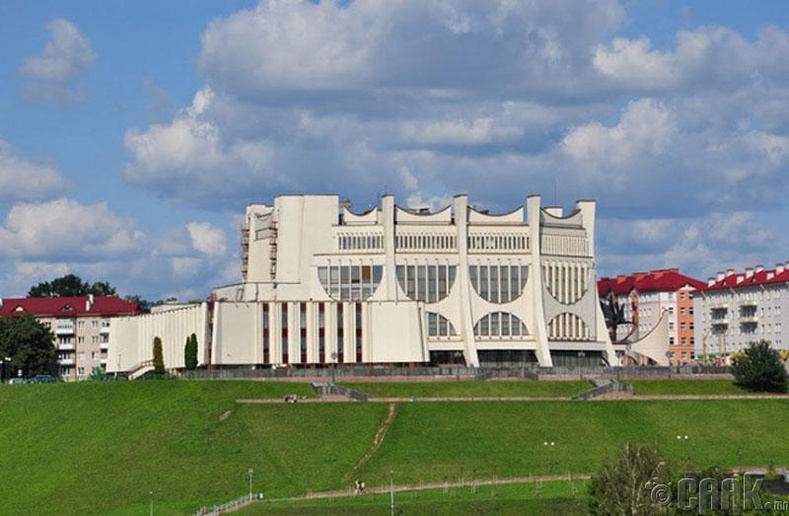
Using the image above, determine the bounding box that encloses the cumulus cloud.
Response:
[593,26,789,91]
[0,141,69,203]
[187,222,227,257]
[0,198,143,260]
[561,98,675,181]
[18,18,97,103]
[198,0,624,96]
[123,88,277,206]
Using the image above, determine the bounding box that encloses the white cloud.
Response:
[593,26,789,91]
[18,18,97,103]
[0,141,69,203]
[123,88,277,206]
[0,198,143,259]
[561,98,675,171]
[400,117,523,146]
[187,222,227,257]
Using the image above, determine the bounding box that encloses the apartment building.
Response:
[598,269,706,365]
[0,295,139,380]
[694,263,789,364]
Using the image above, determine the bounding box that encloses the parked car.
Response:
[8,378,27,385]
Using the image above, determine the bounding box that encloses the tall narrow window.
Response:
[318,303,325,364]
[336,303,344,363]
[300,302,307,363]
[281,303,289,364]
[262,303,270,363]
[355,303,363,362]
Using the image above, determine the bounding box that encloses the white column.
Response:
[454,195,479,367]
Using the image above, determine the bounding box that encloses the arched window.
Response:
[547,312,591,341]
[474,312,528,339]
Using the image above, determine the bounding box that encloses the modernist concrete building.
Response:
[197,193,615,369]
[694,263,789,364]
[598,269,706,365]
[0,295,139,380]
[105,193,616,372]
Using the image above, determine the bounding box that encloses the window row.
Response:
[396,234,456,250]
[547,312,591,341]
[468,234,527,251]
[397,265,457,303]
[318,265,383,301]
[469,265,528,304]
[338,234,383,251]
[543,262,591,305]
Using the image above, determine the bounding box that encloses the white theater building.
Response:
[108,194,616,372]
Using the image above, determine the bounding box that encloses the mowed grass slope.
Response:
[0,380,787,515]
[356,399,789,487]
[0,381,328,515]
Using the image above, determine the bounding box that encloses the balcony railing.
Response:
[57,343,75,351]
[58,358,75,366]
[55,323,75,335]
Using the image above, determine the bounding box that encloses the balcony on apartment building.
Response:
[739,299,758,308]
[58,357,75,366]
[57,342,75,351]
[55,321,75,335]
[100,323,111,335]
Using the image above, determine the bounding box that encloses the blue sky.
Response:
[1,0,788,300]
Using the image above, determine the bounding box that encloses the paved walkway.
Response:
[237,393,789,404]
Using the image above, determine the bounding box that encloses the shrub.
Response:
[153,336,165,375]
[731,340,787,393]
[184,333,198,370]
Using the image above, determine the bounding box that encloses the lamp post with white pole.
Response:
[544,441,555,473]
[149,490,153,516]
[248,467,254,499]
[390,469,394,516]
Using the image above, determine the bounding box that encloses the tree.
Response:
[28,274,117,298]
[589,442,670,515]
[153,336,165,375]
[731,340,788,393]
[184,333,198,370]
[0,315,57,378]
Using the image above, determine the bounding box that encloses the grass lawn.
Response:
[628,379,749,395]
[1,381,787,515]
[338,380,590,398]
[240,479,589,515]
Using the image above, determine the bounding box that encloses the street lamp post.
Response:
[389,469,395,516]
[577,351,586,380]
[544,441,555,473]
[677,435,688,463]
[331,352,337,384]
[248,467,254,499]
[149,490,153,516]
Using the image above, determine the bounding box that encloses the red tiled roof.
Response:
[704,265,789,291]
[598,269,706,297]
[0,296,139,318]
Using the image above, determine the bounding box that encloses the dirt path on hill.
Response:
[221,473,591,513]
[343,403,398,482]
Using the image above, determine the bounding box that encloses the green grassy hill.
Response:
[0,380,786,515]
